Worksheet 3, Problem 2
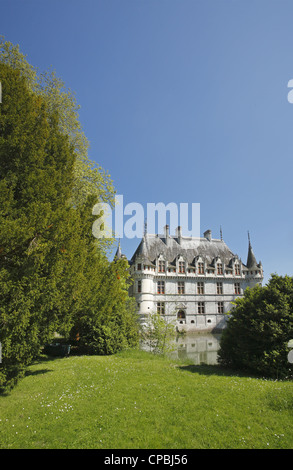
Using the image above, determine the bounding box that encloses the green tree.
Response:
[0,63,85,388]
[140,312,176,355]
[69,256,139,355]
[218,274,293,379]
[0,41,139,390]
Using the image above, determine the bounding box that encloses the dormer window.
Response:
[198,262,204,274]
[158,260,165,273]
[178,261,185,273]
[217,263,223,275]
[235,264,240,276]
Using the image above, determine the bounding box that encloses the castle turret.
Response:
[246,232,258,269]
[244,232,264,288]
[137,234,149,260]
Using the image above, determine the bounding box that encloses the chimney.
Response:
[204,229,212,241]
[176,226,182,244]
[164,224,169,243]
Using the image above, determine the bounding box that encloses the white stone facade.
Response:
[125,227,263,332]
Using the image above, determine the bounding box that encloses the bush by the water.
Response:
[218,274,293,379]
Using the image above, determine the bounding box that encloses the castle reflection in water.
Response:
[170,333,222,365]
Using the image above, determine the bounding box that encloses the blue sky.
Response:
[1,0,293,284]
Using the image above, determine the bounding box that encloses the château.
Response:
[116,226,263,331]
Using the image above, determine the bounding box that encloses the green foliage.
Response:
[0,63,80,388]
[0,41,138,390]
[218,274,293,379]
[69,257,139,355]
[140,312,176,355]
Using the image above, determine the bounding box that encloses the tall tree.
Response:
[0,63,88,388]
[0,42,139,390]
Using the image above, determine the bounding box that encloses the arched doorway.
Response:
[177,310,186,323]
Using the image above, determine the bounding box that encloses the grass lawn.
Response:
[0,349,292,449]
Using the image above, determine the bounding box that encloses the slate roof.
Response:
[130,232,243,268]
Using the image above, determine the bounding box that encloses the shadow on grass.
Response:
[177,363,253,378]
[25,368,53,377]
[0,356,66,396]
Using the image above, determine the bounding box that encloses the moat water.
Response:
[141,332,222,365]
[169,332,222,365]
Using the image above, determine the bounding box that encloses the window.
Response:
[234,282,241,295]
[178,261,185,273]
[157,281,165,294]
[235,264,240,276]
[177,310,185,319]
[197,282,204,294]
[218,301,224,314]
[198,262,204,274]
[216,282,223,295]
[158,260,165,272]
[137,280,141,293]
[198,302,205,314]
[178,281,185,294]
[217,263,223,275]
[157,302,165,315]
[137,263,141,271]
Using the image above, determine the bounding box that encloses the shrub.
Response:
[218,275,293,379]
[140,312,176,355]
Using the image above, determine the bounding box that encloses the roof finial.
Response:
[220,226,223,241]
[248,230,251,245]
[144,217,147,236]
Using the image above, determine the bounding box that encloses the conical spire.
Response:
[246,231,258,268]
[137,234,148,259]
[131,231,149,262]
